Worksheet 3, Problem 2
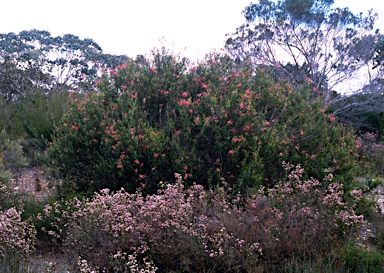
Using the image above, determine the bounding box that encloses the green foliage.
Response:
[339,244,384,272]
[0,156,12,186]
[376,228,384,252]
[0,29,128,98]
[49,49,363,197]
[0,90,73,163]
[0,130,28,175]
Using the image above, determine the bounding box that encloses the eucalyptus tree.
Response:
[0,29,128,101]
[225,0,380,103]
[0,30,128,139]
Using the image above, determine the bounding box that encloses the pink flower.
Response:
[228,150,235,155]
[233,137,241,143]
[179,99,190,106]
[110,69,117,77]
[184,173,192,179]
[116,63,127,70]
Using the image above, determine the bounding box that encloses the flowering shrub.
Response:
[0,207,36,260]
[49,48,363,196]
[0,182,36,264]
[263,162,365,257]
[78,253,158,273]
[38,166,364,272]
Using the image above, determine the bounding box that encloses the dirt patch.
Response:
[10,167,54,202]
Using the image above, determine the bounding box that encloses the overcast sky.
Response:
[1,0,384,61]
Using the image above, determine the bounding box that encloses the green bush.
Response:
[0,90,70,154]
[48,49,363,196]
[339,244,384,272]
[0,131,28,190]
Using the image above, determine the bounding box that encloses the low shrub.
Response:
[338,244,384,272]
[38,165,364,272]
[0,182,36,266]
[0,130,28,175]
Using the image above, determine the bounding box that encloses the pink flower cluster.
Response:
[37,162,365,271]
[0,183,36,261]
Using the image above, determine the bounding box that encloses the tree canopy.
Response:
[0,29,128,101]
[225,0,381,103]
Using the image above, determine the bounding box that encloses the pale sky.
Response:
[1,0,384,61]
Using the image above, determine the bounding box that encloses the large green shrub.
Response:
[49,49,363,196]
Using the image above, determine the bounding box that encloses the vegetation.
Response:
[225,0,384,137]
[36,166,364,272]
[48,49,363,197]
[1,0,384,272]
